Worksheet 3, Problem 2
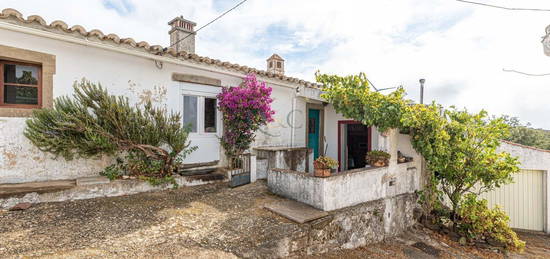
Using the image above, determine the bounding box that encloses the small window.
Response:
[276,61,281,68]
[1,61,41,107]
[204,98,217,133]
[183,95,198,132]
[269,62,273,68]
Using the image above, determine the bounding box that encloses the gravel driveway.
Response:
[1,181,548,258]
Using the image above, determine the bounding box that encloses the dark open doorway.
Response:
[338,121,371,171]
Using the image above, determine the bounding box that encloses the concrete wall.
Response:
[0,175,222,209]
[0,27,308,183]
[497,141,550,234]
[255,147,313,179]
[397,133,420,159]
[268,161,421,211]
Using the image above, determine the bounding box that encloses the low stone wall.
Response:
[260,192,418,257]
[0,175,221,209]
[268,162,420,211]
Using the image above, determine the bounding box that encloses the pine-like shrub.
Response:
[24,80,196,179]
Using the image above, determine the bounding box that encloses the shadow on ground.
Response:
[0,181,548,258]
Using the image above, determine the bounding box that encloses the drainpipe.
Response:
[290,87,299,147]
[419,78,425,104]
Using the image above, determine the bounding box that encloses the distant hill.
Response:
[502,116,550,150]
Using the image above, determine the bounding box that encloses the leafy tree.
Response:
[24,79,196,179]
[501,115,550,150]
[402,107,519,215]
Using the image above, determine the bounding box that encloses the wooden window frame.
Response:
[0,60,42,109]
[0,44,55,117]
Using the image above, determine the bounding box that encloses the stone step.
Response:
[0,180,76,198]
[264,200,328,224]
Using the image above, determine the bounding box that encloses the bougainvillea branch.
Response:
[217,74,275,157]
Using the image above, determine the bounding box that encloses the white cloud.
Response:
[3,0,550,128]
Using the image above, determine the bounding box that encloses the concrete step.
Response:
[0,180,76,198]
[184,170,226,182]
[76,176,110,186]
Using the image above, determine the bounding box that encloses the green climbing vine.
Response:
[316,72,524,251]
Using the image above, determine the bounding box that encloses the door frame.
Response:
[337,120,372,171]
[306,103,325,158]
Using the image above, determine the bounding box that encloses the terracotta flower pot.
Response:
[314,168,331,177]
[372,160,386,167]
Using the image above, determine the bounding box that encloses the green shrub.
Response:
[25,79,196,183]
[456,194,525,251]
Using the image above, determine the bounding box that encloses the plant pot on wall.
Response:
[372,160,386,167]
[313,156,339,177]
[314,168,331,178]
[366,150,391,167]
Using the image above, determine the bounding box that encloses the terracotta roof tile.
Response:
[0,8,320,88]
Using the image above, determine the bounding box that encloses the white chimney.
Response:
[168,16,197,54]
[267,54,285,75]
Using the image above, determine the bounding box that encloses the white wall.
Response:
[396,133,421,161]
[268,161,421,211]
[497,141,550,233]
[254,87,306,148]
[0,28,307,183]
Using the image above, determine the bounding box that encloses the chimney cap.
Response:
[168,16,197,26]
[267,53,284,61]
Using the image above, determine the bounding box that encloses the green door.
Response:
[308,109,320,159]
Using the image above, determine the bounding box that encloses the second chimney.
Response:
[267,54,285,75]
[168,16,197,54]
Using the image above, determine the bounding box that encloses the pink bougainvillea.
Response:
[217,74,275,157]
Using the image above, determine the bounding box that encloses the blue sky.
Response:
[102,0,135,16]
[4,0,550,129]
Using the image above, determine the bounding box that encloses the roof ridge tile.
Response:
[0,8,321,88]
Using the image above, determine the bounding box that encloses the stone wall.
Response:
[254,147,313,179]
[256,192,418,257]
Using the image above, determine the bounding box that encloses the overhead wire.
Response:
[169,0,248,49]
[456,0,550,12]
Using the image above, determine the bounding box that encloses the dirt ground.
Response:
[0,181,549,259]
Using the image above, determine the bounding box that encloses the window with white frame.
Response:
[182,94,218,134]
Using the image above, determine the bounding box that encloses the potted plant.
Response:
[313,156,339,177]
[366,150,391,167]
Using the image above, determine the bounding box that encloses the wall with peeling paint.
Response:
[0,118,111,183]
[0,28,309,183]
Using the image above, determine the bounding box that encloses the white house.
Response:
[0,8,418,184]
